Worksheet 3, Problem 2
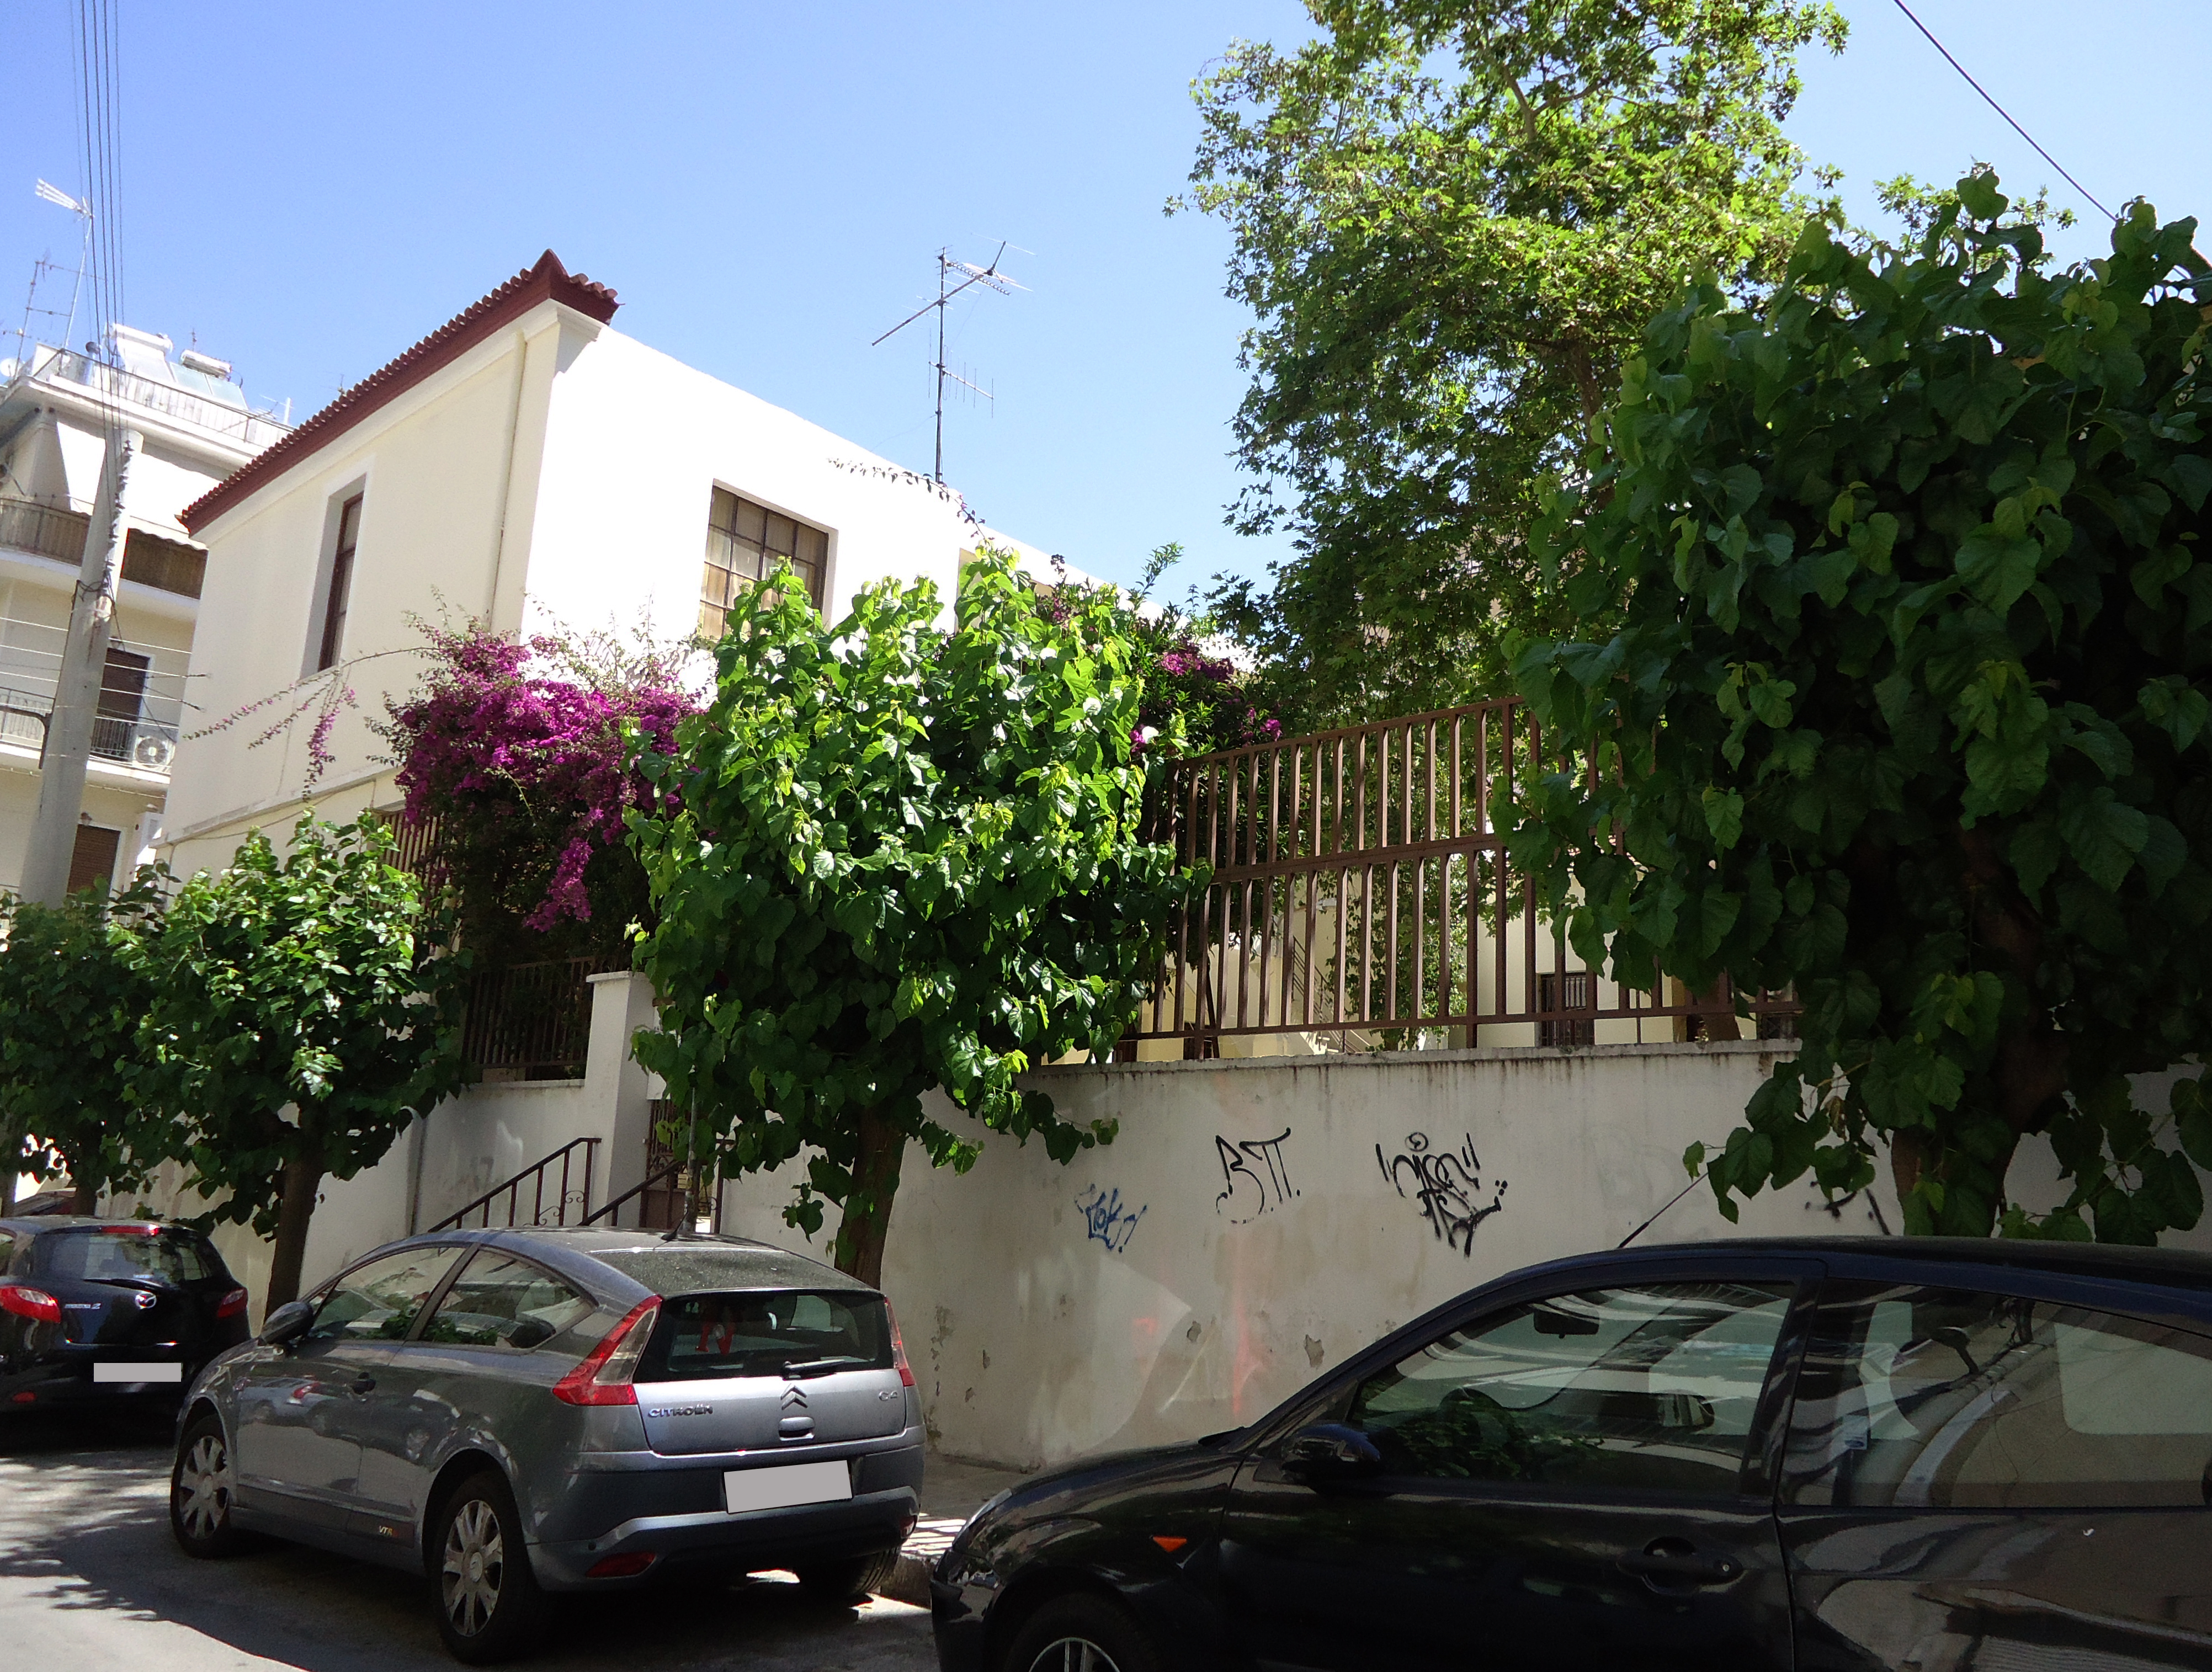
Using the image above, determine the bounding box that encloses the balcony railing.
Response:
[0,614,189,775]
[26,347,291,450]
[0,497,209,600]
[1123,699,1795,1056]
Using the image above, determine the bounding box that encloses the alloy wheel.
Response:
[441,1497,506,1637]
[176,1433,230,1541]
[1025,1639,1124,1672]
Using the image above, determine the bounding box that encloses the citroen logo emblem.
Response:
[780,1387,808,1410]
[132,1291,156,1311]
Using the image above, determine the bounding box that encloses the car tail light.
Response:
[552,1298,658,1406]
[886,1302,916,1389]
[0,1284,61,1324]
[216,1288,249,1319]
[586,1552,658,1578]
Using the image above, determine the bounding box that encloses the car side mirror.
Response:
[1532,1304,1599,1337]
[259,1300,315,1348]
[1282,1422,1383,1483]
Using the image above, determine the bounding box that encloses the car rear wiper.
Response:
[781,1355,870,1379]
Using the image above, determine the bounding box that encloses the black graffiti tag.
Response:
[1376,1131,1507,1256]
[1215,1128,1297,1223]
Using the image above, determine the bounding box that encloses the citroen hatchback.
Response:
[168,1226,923,1663]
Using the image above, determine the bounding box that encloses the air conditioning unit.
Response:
[131,732,176,771]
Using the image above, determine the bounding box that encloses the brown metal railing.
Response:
[429,1136,599,1231]
[584,1104,724,1232]
[0,497,89,564]
[1125,699,1793,1052]
[462,956,596,1078]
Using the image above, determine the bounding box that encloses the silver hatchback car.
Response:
[167,1227,924,1662]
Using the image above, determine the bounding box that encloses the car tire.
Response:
[1001,1594,1163,1672]
[430,1469,549,1665]
[793,1546,902,1602]
[170,1410,248,1558]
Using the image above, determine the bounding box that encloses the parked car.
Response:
[932,1236,2212,1672]
[1,1217,251,1414]
[167,1226,923,1663]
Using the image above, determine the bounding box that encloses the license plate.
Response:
[724,1460,851,1515]
[93,1363,182,1383]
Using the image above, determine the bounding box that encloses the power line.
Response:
[1891,0,2112,222]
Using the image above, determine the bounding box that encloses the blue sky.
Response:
[0,2,2203,603]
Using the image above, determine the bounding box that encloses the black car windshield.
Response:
[39,1228,215,1285]
[637,1290,892,1382]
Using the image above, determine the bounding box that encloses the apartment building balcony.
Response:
[0,615,188,781]
[0,496,208,600]
[19,344,291,453]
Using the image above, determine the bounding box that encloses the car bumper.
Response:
[931,1571,992,1671]
[530,1441,926,1590]
[0,1346,207,1410]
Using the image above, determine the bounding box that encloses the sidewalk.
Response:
[885,1452,1032,1606]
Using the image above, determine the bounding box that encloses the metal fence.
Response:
[428,1136,598,1231]
[1124,699,1792,1055]
[461,956,597,1079]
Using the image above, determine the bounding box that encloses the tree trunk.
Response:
[0,1119,19,1215]
[265,1156,325,1312]
[832,1106,906,1290]
[71,1178,98,1216]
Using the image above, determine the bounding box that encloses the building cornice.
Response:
[180,251,618,535]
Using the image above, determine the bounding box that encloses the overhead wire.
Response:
[1890,0,2113,222]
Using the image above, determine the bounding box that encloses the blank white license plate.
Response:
[94,1363,182,1383]
[724,1460,851,1515]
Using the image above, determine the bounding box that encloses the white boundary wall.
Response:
[717,1041,2212,1472]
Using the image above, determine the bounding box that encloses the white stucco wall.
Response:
[163,298,1045,878]
[710,1042,2212,1472]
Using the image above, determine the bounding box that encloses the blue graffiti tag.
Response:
[1075,1183,1146,1254]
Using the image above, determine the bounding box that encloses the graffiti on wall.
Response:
[1215,1128,1298,1223]
[1377,1131,1507,1256]
[1076,1183,1146,1254]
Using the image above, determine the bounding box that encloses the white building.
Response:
[0,326,288,896]
[166,249,1061,877]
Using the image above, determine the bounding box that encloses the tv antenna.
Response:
[871,243,1024,484]
[13,180,94,369]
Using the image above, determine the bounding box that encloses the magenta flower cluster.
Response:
[390,627,694,931]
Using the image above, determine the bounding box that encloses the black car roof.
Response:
[0,1216,204,1235]
[1523,1234,2212,1293]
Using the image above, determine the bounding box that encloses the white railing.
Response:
[23,347,291,450]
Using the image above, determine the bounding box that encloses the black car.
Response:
[0,1217,250,1413]
[932,1237,2212,1671]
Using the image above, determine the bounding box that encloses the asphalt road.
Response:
[0,1409,939,1671]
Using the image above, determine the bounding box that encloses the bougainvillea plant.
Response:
[1040,545,1282,757]
[381,621,697,967]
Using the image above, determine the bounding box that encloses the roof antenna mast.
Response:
[871,243,1023,484]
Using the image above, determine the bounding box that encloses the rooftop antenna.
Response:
[871,243,1024,484]
[13,181,94,371]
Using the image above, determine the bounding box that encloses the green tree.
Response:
[1512,174,2212,1242]
[0,873,169,1213]
[628,549,1189,1285]
[1181,0,1847,730]
[136,814,467,1308]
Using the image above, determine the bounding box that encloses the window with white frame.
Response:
[700,488,826,636]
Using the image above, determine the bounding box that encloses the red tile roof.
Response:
[180,250,619,533]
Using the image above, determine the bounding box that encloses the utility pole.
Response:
[22,425,138,905]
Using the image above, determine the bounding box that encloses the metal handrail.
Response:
[582,1159,686,1229]
[429,1135,599,1232]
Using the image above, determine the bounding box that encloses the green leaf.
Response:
[2059,788,2150,891]
[1702,786,1745,849]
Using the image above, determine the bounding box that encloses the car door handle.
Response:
[1618,1537,1740,1590]
[348,1373,376,1396]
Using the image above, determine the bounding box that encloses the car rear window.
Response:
[637,1290,892,1382]
[39,1227,217,1284]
